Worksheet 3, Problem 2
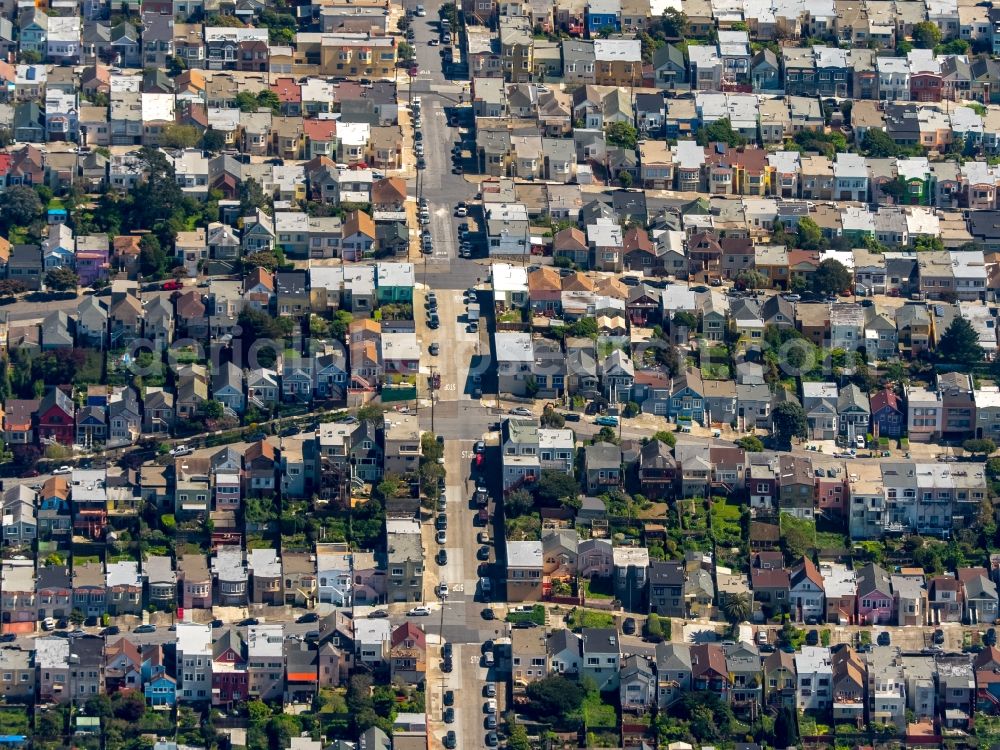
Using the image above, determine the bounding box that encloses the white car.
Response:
[429,38,439,45]
[455,206,468,217]
[436,582,449,598]
[414,4,426,15]
[509,407,532,417]
[436,529,447,544]
[484,698,497,713]
[170,445,193,457]
[407,606,432,616]
[51,466,72,475]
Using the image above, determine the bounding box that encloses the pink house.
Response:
[75,235,110,286]
[856,562,894,625]
[815,461,848,517]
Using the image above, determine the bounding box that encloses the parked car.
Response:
[134,624,157,634]
[407,606,432,617]
[444,690,454,706]
[595,415,619,426]
[510,407,532,417]
[444,708,455,724]
[296,613,319,624]
[877,631,891,646]
[436,549,448,565]
[622,617,637,635]
[369,609,389,618]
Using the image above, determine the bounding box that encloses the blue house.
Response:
[142,649,176,707]
[668,367,706,423]
[586,0,620,34]
[870,388,904,439]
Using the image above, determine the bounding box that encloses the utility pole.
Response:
[428,364,438,433]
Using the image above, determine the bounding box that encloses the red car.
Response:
[161,279,181,291]
[475,453,484,467]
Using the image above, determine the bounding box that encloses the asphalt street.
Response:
[400,5,502,747]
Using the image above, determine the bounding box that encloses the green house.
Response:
[375,262,415,304]
[895,157,932,206]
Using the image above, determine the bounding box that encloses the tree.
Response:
[138,234,168,277]
[773,704,800,748]
[606,122,639,150]
[200,128,227,152]
[506,489,535,517]
[720,592,752,624]
[772,401,807,449]
[658,8,689,38]
[242,250,280,272]
[398,41,415,61]
[199,400,224,420]
[236,90,280,113]
[376,474,404,500]
[507,722,531,750]
[673,310,699,332]
[160,124,201,149]
[937,317,985,366]
[524,675,587,719]
[812,258,851,296]
[535,469,581,507]
[860,128,899,159]
[0,280,28,298]
[0,185,43,230]
[695,117,745,148]
[69,608,85,626]
[618,170,634,188]
[131,147,186,230]
[735,435,764,452]
[912,21,942,48]
[330,309,354,341]
[652,431,676,448]
[796,217,823,251]
[240,176,270,216]
[540,406,565,428]
[44,267,79,291]
[357,403,384,423]
[963,438,997,457]
[734,269,767,290]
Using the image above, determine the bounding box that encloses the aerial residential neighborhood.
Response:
[5,0,1000,747]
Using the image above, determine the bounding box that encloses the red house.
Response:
[37,387,75,445]
[911,71,943,102]
[212,629,248,706]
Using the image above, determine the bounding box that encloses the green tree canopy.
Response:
[772,400,807,449]
[606,122,639,149]
[0,185,43,231]
[524,676,587,720]
[695,117,746,148]
[535,469,581,507]
[811,258,852,296]
[912,21,942,48]
[861,128,899,159]
[735,435,764,452]
[937,317,985,366]
[796,216,823,250]
[44,267,79,291]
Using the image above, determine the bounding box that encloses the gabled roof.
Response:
[856,562,892,598]
[790,557,825,592]
[870,388,901,414]
[391,622,426,649]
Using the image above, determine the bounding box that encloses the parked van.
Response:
[479,576,492,594]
